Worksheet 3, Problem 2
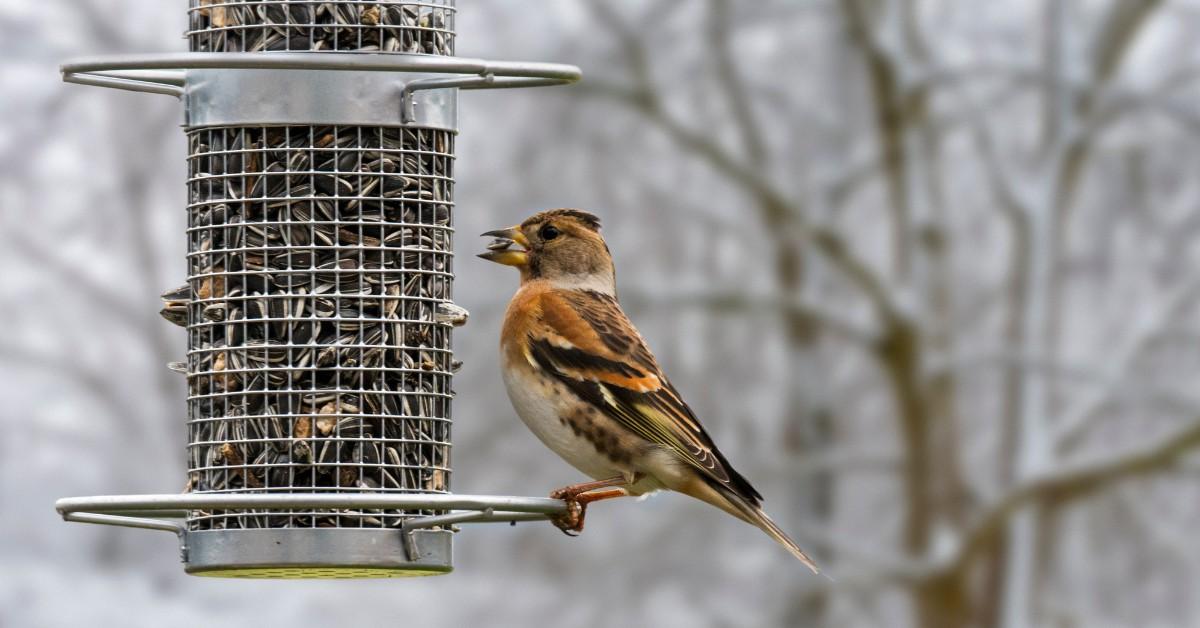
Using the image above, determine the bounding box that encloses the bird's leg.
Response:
[548,476,631,536]
[559,488,629,535]
[550,476,628,501]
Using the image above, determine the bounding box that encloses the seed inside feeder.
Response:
[188,0,455,56]
[184,124,456,530]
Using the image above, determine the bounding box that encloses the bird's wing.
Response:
[526,288,762,504]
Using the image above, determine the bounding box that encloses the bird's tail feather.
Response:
[682,477,821,574]
[747,506,820,574]
[721,490,820,574]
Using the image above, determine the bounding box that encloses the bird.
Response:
[478,208,819,573]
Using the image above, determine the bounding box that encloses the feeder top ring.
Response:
[61,52,583,98]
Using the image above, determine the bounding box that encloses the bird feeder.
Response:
[55,0,579,578]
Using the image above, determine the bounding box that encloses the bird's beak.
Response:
[477,226,530,266]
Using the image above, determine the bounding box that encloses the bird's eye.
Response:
[539,225,560,241]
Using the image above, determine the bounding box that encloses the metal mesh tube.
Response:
[183,1,457,533]
[187,1,456,55]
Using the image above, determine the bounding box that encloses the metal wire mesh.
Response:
[187,1,456,55]
[184,125,455,530]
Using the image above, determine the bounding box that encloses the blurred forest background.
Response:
[4,1,1200,627]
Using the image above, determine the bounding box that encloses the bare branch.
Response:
[706,0,768,166]
[0,342,139,426]
[950,415,1200,574]
[924,350,1200,415]
[839,0,915,276]
[831,415,1200,591]
[794,516,923,577]
[1052,275,1200,450]
[583,1,656,92]
[1090,0,1164,87]
[621,288,879,345]
[5,232,146,326]
[576,79,905,324]
[962,94,1035,220]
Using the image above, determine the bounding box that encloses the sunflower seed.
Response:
[182,2,457,531]
[184,124,456,531]
[435,302,469,327]
[188,0,454,56]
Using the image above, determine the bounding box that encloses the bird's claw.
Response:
[548,493,586,536]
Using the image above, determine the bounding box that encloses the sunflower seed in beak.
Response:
[486,237,516,251]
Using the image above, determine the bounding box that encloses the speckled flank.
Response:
[500,352,630,483]
[564,405,634,466]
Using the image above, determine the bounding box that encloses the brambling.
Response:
[478,209,818,573]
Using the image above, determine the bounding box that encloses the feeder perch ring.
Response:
[57,493,567,577]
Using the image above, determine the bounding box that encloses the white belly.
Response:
[501,363,624,481]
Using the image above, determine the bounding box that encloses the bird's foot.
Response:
[548,492,587,536]
[548,482,633,536]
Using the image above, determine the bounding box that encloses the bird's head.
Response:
[478,209,615,294]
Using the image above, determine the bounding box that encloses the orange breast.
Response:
[500,283,545,366]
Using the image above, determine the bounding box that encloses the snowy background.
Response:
[3,1,1200,627]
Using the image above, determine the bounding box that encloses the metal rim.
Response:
[61,52,582,98]
[58,493,564,572]
[57,492,567,535]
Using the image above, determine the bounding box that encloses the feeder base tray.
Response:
[186,528,453,578]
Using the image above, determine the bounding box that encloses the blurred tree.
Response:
[5,1,1200,626]
[528,1,1200,626]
